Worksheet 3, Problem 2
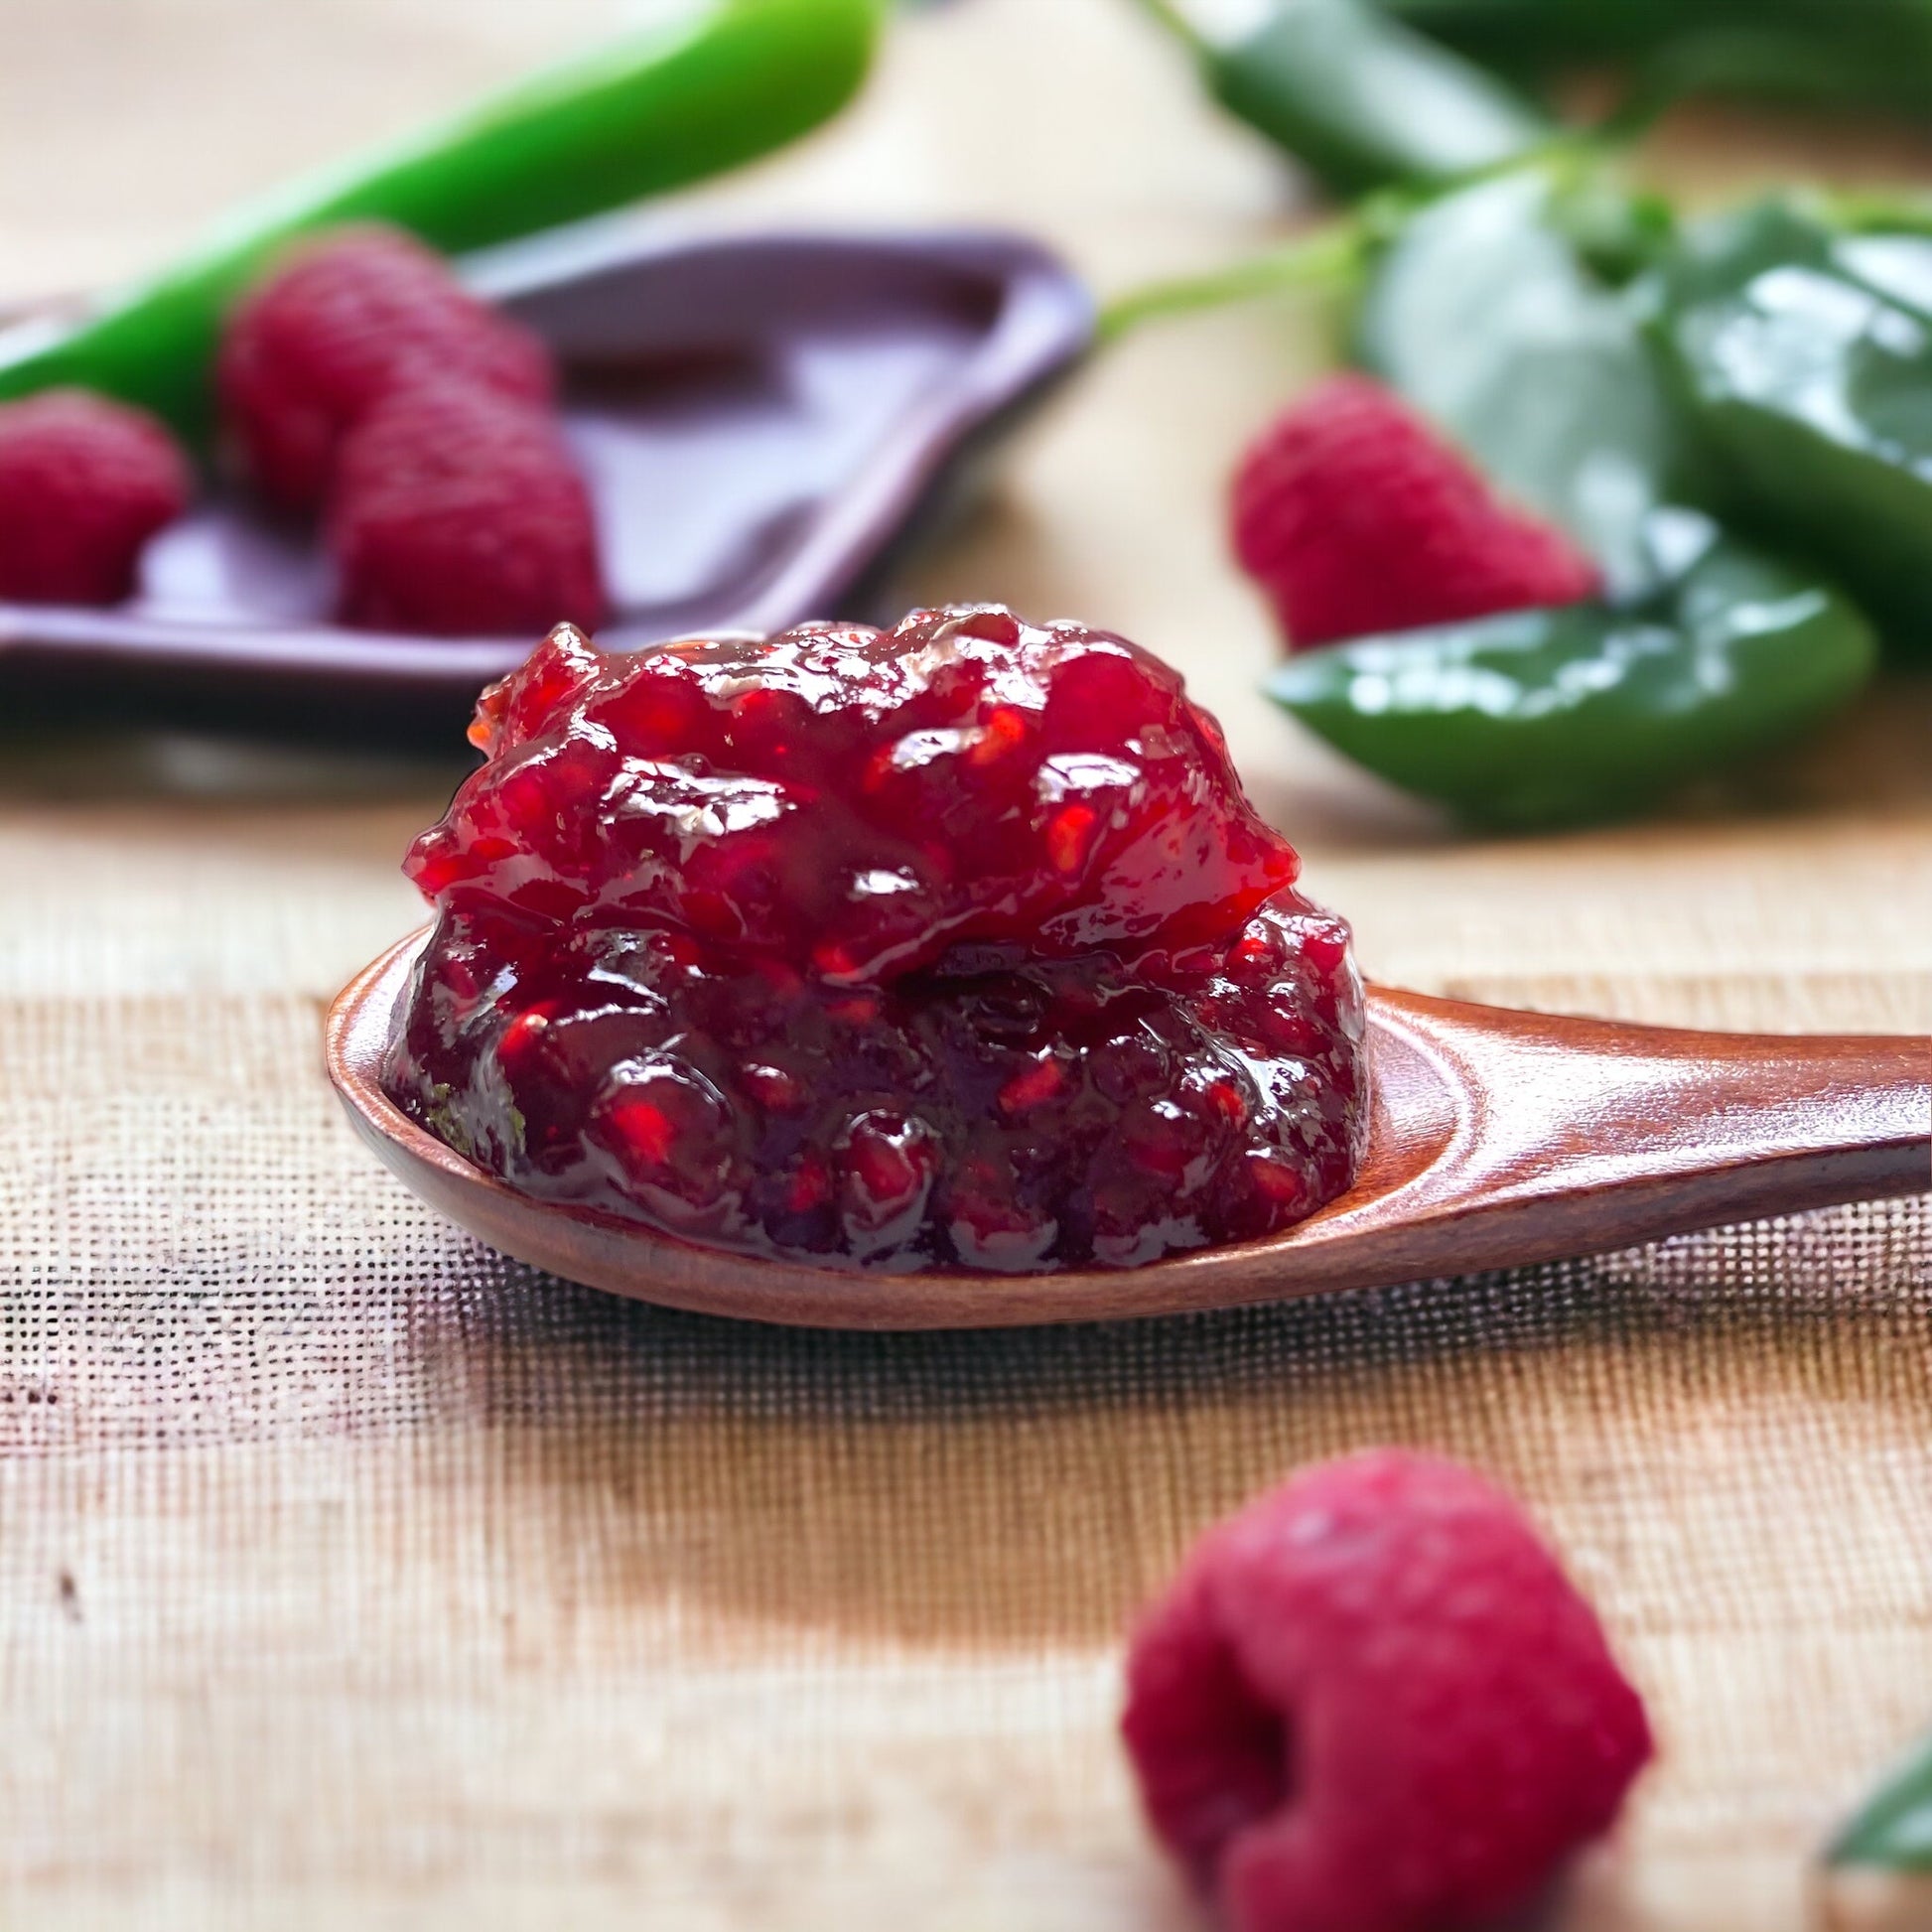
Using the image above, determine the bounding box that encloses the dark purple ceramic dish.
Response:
[0,225,1092,739]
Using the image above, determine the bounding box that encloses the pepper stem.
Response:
[1097,217,1365,344]
[1120,0,1205,49]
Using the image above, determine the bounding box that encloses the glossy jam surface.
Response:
[408,606,1301,981]
[386,607,1367,1273]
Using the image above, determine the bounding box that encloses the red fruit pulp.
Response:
[415,606,1302,979]
[385,607,1367,1273]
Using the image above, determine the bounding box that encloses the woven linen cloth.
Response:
[0,782,1926,1932]
[3,0,1931,1917]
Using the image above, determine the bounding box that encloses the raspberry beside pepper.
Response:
[1232,373,1601,648]
[1111,166,1886,827]
[218,226,554,511]
[0,0,881,441]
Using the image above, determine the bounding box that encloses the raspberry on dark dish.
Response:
[1123,1450,1654,1932]
[385,608,1369,1273]
[328,383,604,636]
[218,223,553,509]
[0,388,190,605]
[1232,373,1601,649]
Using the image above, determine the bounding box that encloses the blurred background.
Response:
[1,3,1928,1929]
[5,0,1927,996]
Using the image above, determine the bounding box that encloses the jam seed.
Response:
[998,1055,1066,1116]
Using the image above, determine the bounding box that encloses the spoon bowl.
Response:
[328,927,1929,1330]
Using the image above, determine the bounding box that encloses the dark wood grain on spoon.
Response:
[327,928,1930,1332]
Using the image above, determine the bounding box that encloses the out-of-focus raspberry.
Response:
[1231,373,1602,649]
[328,382,604,637]
[0,388,190,604]
[218,224,554,509]
[1123,1449,1652,1932]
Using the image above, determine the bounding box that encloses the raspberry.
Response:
[328,384,605,636]
[1231,374,1602,649]
[1122,1451,1652,1932]
[219,224,553,509]
[0,389,190,605]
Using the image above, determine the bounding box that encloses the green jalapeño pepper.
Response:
[1274,171,1879,822]
[1129,0,1552,196]
[1352,169,1692,595]
[1105,169,1889,823]
[1385,0,1932,123]
[1643,196,1932,661]
[0,0,881,438]
[1829,1726,1932,1874]
[1269,515,1876,825]
[1817,1722,1932,1932]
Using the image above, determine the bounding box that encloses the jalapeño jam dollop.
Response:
[383,607,1367,1273]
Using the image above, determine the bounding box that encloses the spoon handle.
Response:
[1368,988,1930,1269]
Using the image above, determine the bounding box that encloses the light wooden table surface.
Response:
[1,3,1928,1929]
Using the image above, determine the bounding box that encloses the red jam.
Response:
[384,607,1367,1273]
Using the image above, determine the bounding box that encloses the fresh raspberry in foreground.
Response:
[329,383,604,636]
[219,224,554,509]
[1232,373,1602,650]
[0,389,191,605]
[386,607,1368,1272]
[1123,1450,1652,1932]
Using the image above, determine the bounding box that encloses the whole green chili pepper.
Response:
[1136,0,1932,191]
[1643,196,1932,661]
[1269,517,1877,825]
[0,0,881,438]
[1129,0,1552,196]
[1386,0,1932,121]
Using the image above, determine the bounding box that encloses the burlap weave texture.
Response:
[3,0,1931,1915]
[1,798,1928,1931]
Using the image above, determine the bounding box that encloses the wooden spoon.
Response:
[328,927,1930,1332]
